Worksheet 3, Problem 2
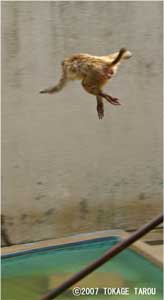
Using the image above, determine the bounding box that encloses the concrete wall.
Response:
[2,1,163,244]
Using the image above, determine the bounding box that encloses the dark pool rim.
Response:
[1,235,119,260]
[1,229,162,268]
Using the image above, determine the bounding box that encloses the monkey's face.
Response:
[106,69,114,79]
[103,65,117,79]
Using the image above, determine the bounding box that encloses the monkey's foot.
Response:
[100,93,121,106]
[97,102,104,120]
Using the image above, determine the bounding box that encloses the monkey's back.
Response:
[63,54,107,80]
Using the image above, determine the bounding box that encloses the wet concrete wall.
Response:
[2,1,163,244]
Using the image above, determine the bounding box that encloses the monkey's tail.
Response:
[111,48,127,66]
[40,73,67,94]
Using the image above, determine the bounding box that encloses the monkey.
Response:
[40,48,132,119]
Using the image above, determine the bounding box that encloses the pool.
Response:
[2,234,163,300]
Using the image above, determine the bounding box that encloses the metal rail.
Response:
[41,213,163,300]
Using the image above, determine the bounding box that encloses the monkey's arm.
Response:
[110,48,127,66]
[106,48,132,63]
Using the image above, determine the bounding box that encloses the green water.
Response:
[2,238,163,300]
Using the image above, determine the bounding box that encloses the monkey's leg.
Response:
[40,71,68,94]
[82,77,101,96]
[82,78,119,117]
[100,92,121,105]
[82,76,120,105]
[96,96,104,120]
[82,78,105,118]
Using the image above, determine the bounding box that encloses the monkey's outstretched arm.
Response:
[110,48,127,66]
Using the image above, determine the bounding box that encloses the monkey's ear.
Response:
[123,50,132,59]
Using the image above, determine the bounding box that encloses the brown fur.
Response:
[40,48,132,119]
